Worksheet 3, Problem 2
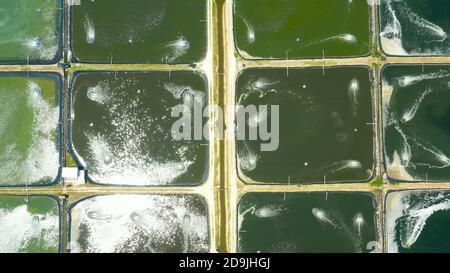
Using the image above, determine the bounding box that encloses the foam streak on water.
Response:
[348,78,360,116]
[254,205,284,218]
[316,160,362,175]
[401,88,432,123]
[381,0,448,55]
[312,208,338,228]
[397,71,450,87]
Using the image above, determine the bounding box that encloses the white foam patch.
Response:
[0,80,59,184]
[238,142,258,172]
[381,0,448,55]
[85,135,191,186]
[387,191,450,252]
[87,84,108,104]
[70,195,209,253]
[0,204,58,253]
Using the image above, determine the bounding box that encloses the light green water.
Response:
[0,73,61,186]
[0,195,60,253]
[71,0,207,63]
[0,0,62,63]
[234,0,370,58]
[70,194,209,253]
[238,192,378,253]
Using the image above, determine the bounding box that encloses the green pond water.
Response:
[238,192,378,253]
[380,0,450,56]
[233,0,370,59]
[0,73,61,186]
[236,67,374,184]
[0,195,60,253]
[70,71,208,186]
[70,194,209,253]
[71,0,207,63]
[382,65,450,182]
[386,190,450,253]
[0,0,62,63]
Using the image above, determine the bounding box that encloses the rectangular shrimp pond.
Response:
[0,0,63,64]
[382,65,450,182]
[0,73,62,186]
[233,0,370,59]
[70,0,207,63]
[236,67,375,184]
[69,70,208,186]
[238,192,379,253]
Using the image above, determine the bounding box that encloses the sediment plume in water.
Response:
[70,195,209,253]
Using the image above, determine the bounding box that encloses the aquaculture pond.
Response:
[236,67,374,184]
[0,0,62,63]
[69,194,209,253]
[233,0,370,59]
[0,195,60,253]
[70,0,207,63]
[386,190,450,253]
[0,73,61,186]
[382,65,450,182]
[70,71,208,186]
[380,0,450,56]
[238,192,378,253]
